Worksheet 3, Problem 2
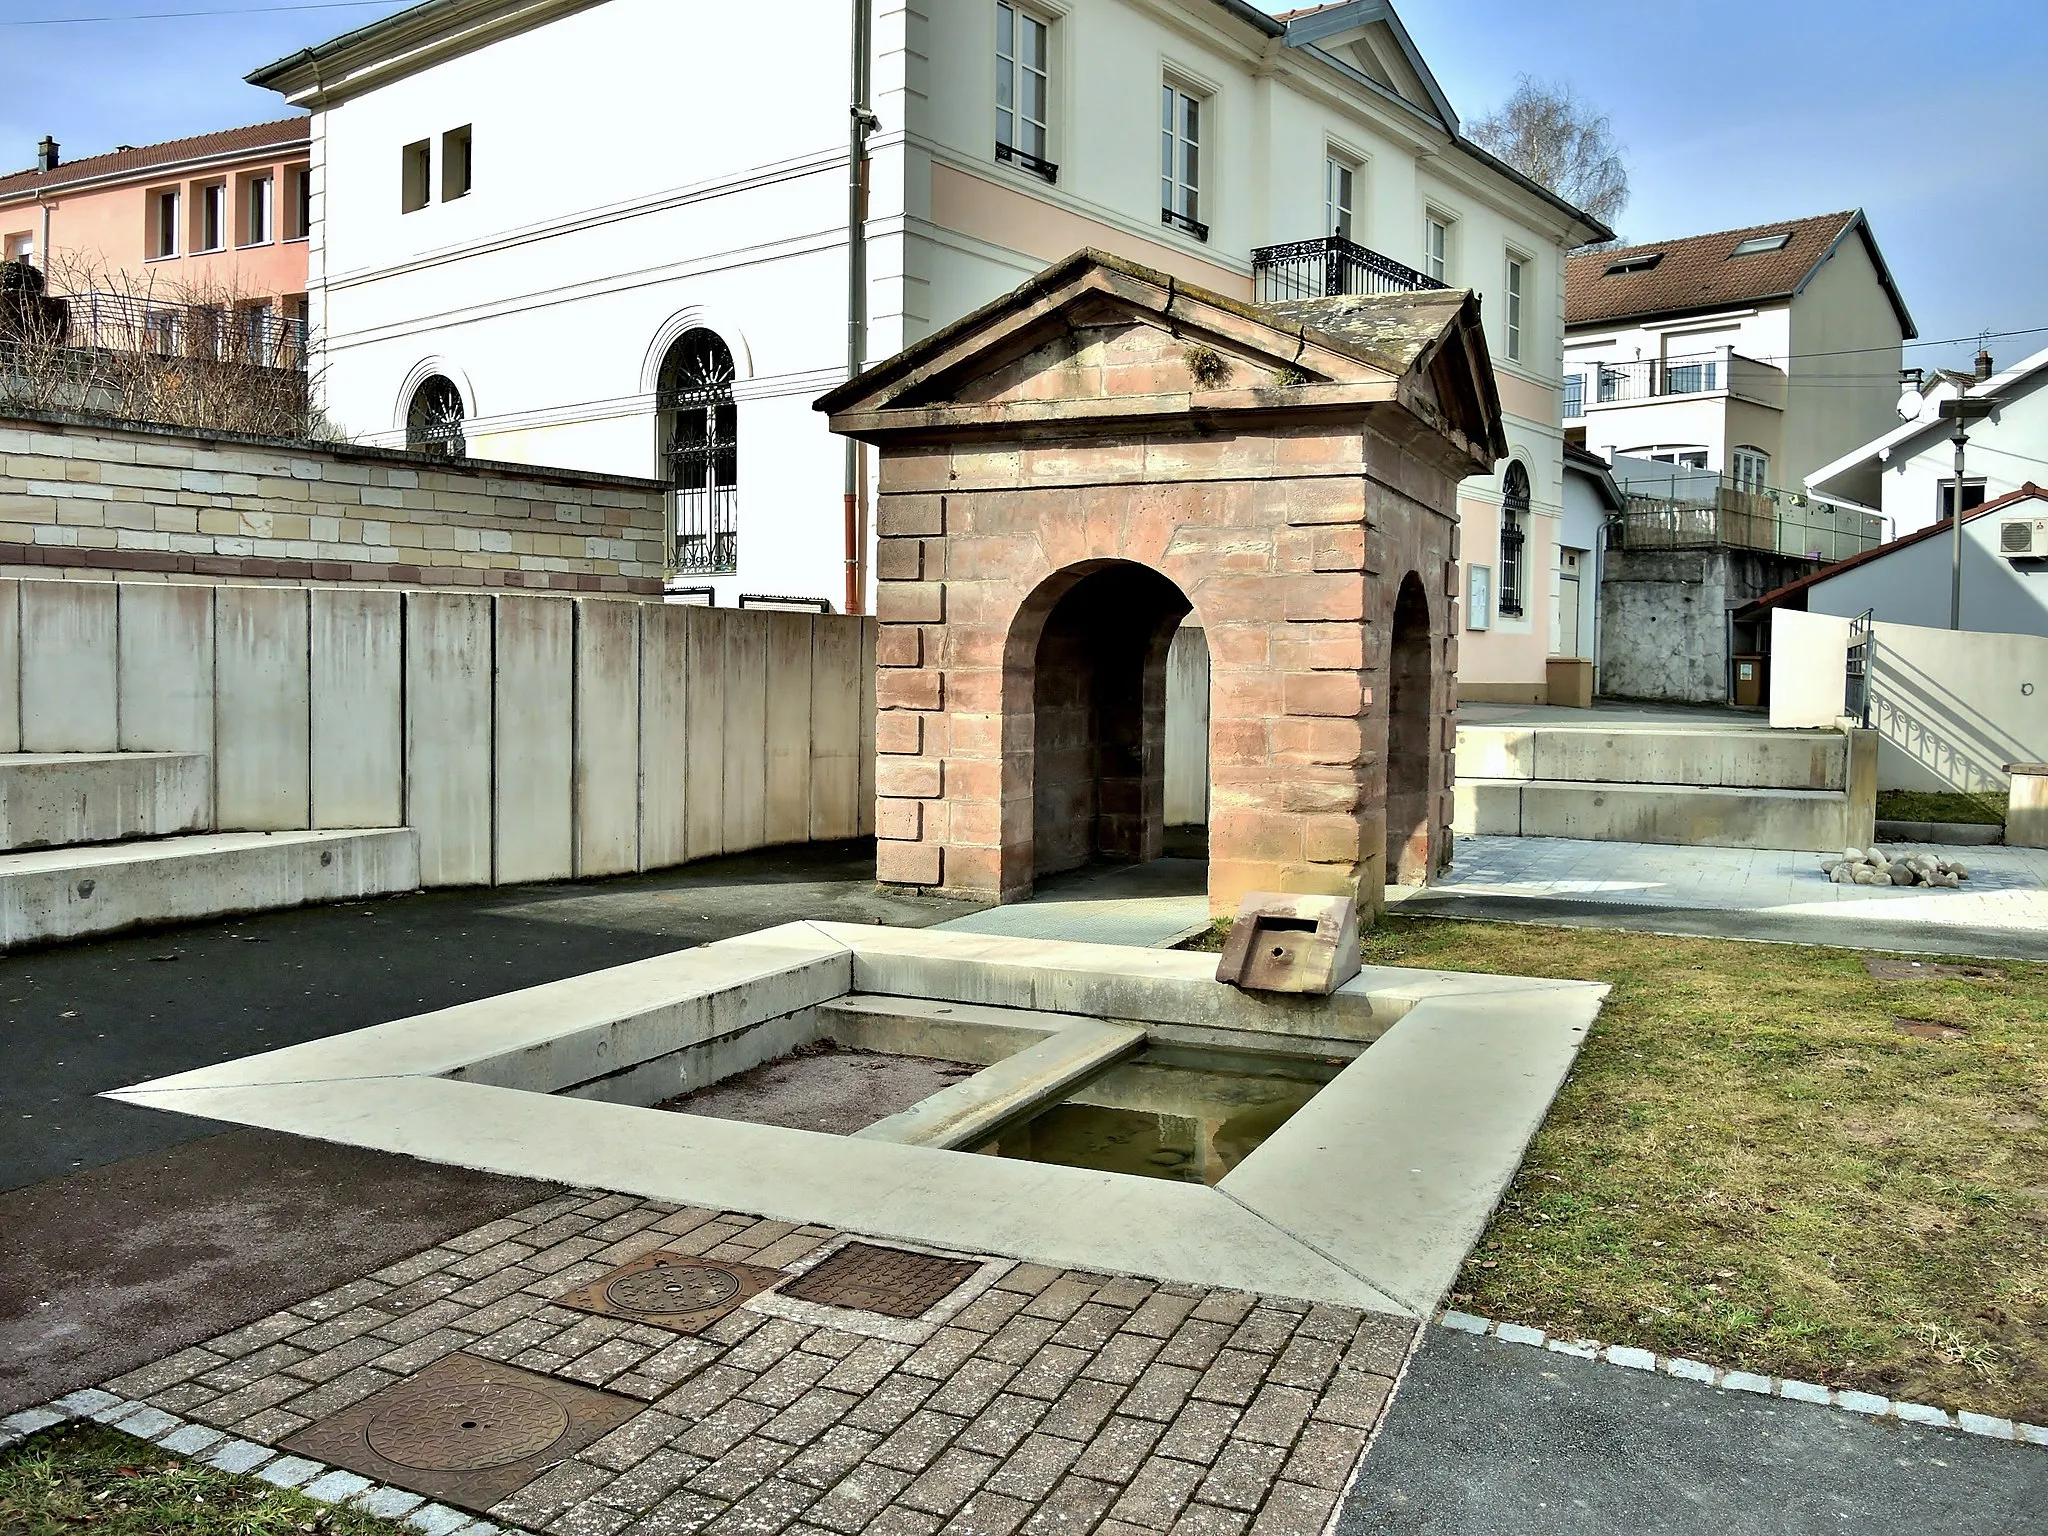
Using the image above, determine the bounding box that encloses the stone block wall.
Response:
[872,417,1462,916]
[0,410,667,593]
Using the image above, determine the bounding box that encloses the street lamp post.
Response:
[1938,396,2000,630]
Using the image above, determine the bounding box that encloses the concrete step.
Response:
[853,1018,1148,1150]
[818,993,1073,1064]
[1457,724,1845,790]
[0,828,420,948]
[0,752,210,851]
[1455,778,1852,852]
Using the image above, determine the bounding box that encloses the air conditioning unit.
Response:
[2000,518,2048,557]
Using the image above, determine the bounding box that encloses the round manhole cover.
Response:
[365,1382,571,1470]
[604,1263,741,1315]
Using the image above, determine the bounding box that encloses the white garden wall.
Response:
[0,577,876,886]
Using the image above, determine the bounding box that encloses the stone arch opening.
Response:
[1012,561,1194,882]
[1384,571,1434,887]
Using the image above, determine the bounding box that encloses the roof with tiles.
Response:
[0,118,308,205]
[1566,210,1914,336]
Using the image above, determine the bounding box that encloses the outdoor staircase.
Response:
[1452,723,1873,852]
[0,751,417,948]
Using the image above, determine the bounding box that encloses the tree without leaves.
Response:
[1467,75,1629,236]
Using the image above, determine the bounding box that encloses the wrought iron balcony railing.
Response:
[1251,235,1448,304]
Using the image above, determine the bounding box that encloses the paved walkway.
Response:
[1340,1329,2044,1535]
[1395,835,2048,959]
[93,1192,1407,1536]
[937,858,1211,949]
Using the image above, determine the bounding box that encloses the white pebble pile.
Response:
[1821,847,1970,888]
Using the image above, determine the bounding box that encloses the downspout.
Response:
[844,0,876,615]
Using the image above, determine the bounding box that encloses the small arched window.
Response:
[1499,460,1529,618]
[405,375,465,458]
[658,328,737,574]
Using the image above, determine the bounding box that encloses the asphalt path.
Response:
[1341,1329,2046,1534]
[0,842,973,1413]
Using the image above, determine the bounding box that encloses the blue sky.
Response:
[3,0,2042,377]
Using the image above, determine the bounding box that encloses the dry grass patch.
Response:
[1188,916,2048,1420]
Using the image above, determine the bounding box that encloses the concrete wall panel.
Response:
[311,586,404,828]
[764,612,815,847]
[637,603,691,870]
[809,615,863,840]
[493,594,574,884]
[117,584,214,766]
[406,591,494,886]
[21,581,117,752]
[575,598,641,877]
[721,610,769,851]
[684,606,727,859]
[0,582,17,754]
[215,586,311,830]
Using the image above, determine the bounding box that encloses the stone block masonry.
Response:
[0,410,668,594]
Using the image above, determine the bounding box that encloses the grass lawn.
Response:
[1876,787,2008,826]
[0,1422,409,1536]
[1194,916,2048,1422]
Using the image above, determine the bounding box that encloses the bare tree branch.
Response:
[1468,75,1629,240]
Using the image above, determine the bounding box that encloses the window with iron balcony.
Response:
[995,2,1056,182]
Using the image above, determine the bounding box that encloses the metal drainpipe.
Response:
[843,0,876,616]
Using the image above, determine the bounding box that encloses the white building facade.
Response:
[253,0,1602,633]
[1807,344,2048,539]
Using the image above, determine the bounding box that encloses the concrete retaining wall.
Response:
[1771,608,2048,793]
[0,410,668,594]
[0,576,876,886]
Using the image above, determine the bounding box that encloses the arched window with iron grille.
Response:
[1499,459,1529,618]
[658,329,738,574]
[405,375,466,458]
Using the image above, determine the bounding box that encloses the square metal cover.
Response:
[778,1242,980,1319]
[282,1351,640,1513]
[556,1250,785,1332]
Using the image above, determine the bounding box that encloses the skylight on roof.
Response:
[1730,232,1792,256]
[1604,252,1663,276]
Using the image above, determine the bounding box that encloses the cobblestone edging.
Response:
[1439,1311,2048,1447]
[0,1389,522,1535]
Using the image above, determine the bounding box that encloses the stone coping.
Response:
[108,922,1606,1322]
[2,407,670,493]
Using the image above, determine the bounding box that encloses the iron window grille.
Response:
[1161,207,1209,242]
[406,375,466,458]
[995,142,1058,182]
[659,329,738,576]
[1499,461,1530,618]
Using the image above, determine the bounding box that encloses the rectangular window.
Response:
[401,140,431,213]
[238,300,271,363]
[1423,212,1450,283]
[1161,82,1205,239]
[1504,253,1526,362]
[1731,447,1770,494]
[3,232,31,263]
[152,188,181,257]
[287,166,312,240]
[244,174,273,245]
[1326,156,1354,240]
[995,3,1052,178]
[441,125,473,201]
[1938,478,1988,522]
[198,183,225,252]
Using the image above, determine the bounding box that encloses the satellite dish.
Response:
[1896,387,1923,421]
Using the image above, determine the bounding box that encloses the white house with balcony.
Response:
[249,0,1604,664]
[1805,342,2048,539]
[1563,210,1915,513]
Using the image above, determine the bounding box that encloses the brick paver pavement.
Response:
[101,1191,1413,1536]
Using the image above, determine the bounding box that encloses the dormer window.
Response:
[1730,232,1792,256]
[1604,251,1662,276]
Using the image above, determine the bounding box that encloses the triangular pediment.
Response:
[816,250,1505,472]
[1280,3,1460,134]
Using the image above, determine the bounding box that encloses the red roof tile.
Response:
[0,118,308,204]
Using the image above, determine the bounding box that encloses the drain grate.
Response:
[284,1352,638,1511]
[558,1251,783,1332]
[779,1242,980,1319]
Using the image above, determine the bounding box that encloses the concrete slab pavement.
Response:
[1339,1328,2045,1535]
